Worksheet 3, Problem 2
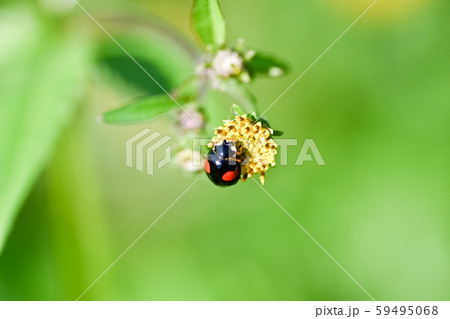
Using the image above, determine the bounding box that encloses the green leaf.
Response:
[232,104,245,117]
[248,112,258,121]
[102,95,177,124]
[246,52,288,77]
[0,5,92,253]
[97,29,196,95]
[192,0,226,49]
[271,130,284,136]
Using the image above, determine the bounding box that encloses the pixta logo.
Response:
[126,129,172,175]
[192,138,325,166]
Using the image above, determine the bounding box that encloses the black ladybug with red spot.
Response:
[204,140,241,187]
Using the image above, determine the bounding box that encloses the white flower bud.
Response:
[212,49,244,77]
[176,149,203,172]
[269,67,284,77]
[244,50,256,61]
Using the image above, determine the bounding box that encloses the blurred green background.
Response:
[1,0,449,300]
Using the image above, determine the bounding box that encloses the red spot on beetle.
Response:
[204,159,211,173]
[222,169,238,181]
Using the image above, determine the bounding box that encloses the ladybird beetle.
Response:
[205,140,241,187]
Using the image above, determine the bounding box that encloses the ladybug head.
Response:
[213,140,237,159]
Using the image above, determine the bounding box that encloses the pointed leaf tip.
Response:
[192,0,226,49]
[102,95,177,125]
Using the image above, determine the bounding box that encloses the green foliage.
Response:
[102,95,177,124]
[102,0,287,126]
[271,130,284,136]
[192,0,226,49]
[232,104,245,117]
[97,30,197,124]
[97,32,196,94]
[246,52,288,77]
[0,5,92,253]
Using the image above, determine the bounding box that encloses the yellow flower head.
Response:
[208,114,278,185]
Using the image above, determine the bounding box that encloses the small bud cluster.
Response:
[211,49,244,77]
[208,115,278,184]
[173,106,205,172]
[176,149,202,172]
